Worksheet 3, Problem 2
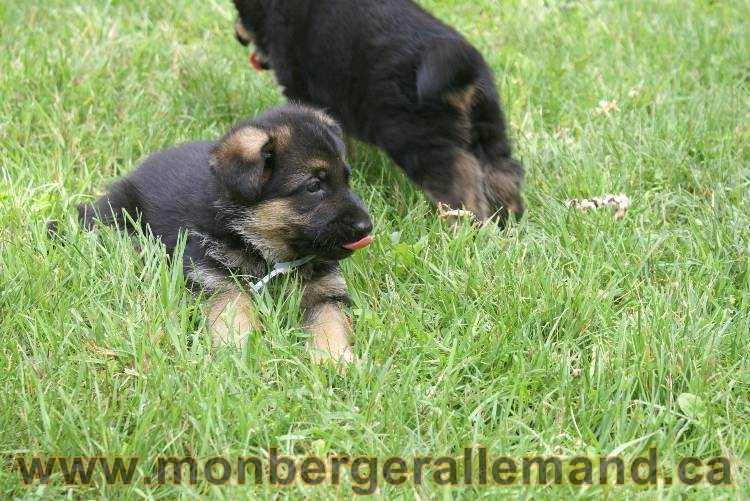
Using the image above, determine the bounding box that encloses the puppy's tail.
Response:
[416,38,483,104]
[45,204,111,242]
[48,180,141,241]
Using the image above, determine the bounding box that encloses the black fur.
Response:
[233,0,524,222]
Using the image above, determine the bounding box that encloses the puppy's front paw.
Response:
[206,290,260,349]
[311,344,355,365]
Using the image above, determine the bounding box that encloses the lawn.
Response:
[1,0,748,498]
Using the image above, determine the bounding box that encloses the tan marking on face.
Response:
[306,303,353,363]
[212,126,269,169]
[230,199,312,263]
[206,288,260,348]
[307,158,330,171]
[252,199,312,229]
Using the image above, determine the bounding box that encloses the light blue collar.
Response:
[250,255,316,293]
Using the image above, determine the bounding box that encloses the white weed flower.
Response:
[594,99,621,115]
[565,194,630,219]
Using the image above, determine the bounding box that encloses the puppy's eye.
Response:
[307,179,322,193]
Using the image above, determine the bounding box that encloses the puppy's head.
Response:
[210,105,373,263]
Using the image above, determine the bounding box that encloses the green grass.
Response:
[1,0,749,498]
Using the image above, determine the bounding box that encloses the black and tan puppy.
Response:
[76,105,373,362]
[232,0,524,224]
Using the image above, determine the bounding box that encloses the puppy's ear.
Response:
[310,109,347,154]
[318,112,343,138]
[210,126,273,201]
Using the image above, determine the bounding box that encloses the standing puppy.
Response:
[232,0,524,223]
[77,105,373,362]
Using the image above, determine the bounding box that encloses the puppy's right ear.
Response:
[210,126,273,201]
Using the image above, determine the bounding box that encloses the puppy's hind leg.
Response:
[481,156,525,225]
[470,79,525,225]
[395,146,490,223]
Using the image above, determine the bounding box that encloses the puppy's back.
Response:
[79,141,219,248]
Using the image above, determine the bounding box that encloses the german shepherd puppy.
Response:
[232,0,524,224]
[75,105,372,363]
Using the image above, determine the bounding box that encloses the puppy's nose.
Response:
[353,218,373,237]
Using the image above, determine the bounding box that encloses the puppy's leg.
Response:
[395,146,490,222]
[470,84,525,224]
[481,157,525,224]
[301,267,354,363]
[306,303,354,364]
[205,287,260,348]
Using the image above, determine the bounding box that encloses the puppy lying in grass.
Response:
[70,105,373,363]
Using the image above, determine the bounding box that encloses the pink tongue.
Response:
[342,235,374,251]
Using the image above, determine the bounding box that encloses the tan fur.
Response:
[483,169,524,219]
[251,199,304,228]
[272,125,293,149]
[447,83,477,145]
[453,151,489,219]
[446,82,477,116]
[206,288,260,347]
[307,158,331,171]
[210,124,294,174]
[211,126,269,169]
[225,127,269,161]
[306,303,353,363]
[300,270,354,363]
[422,150,489,222]
[228,199,313,263]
